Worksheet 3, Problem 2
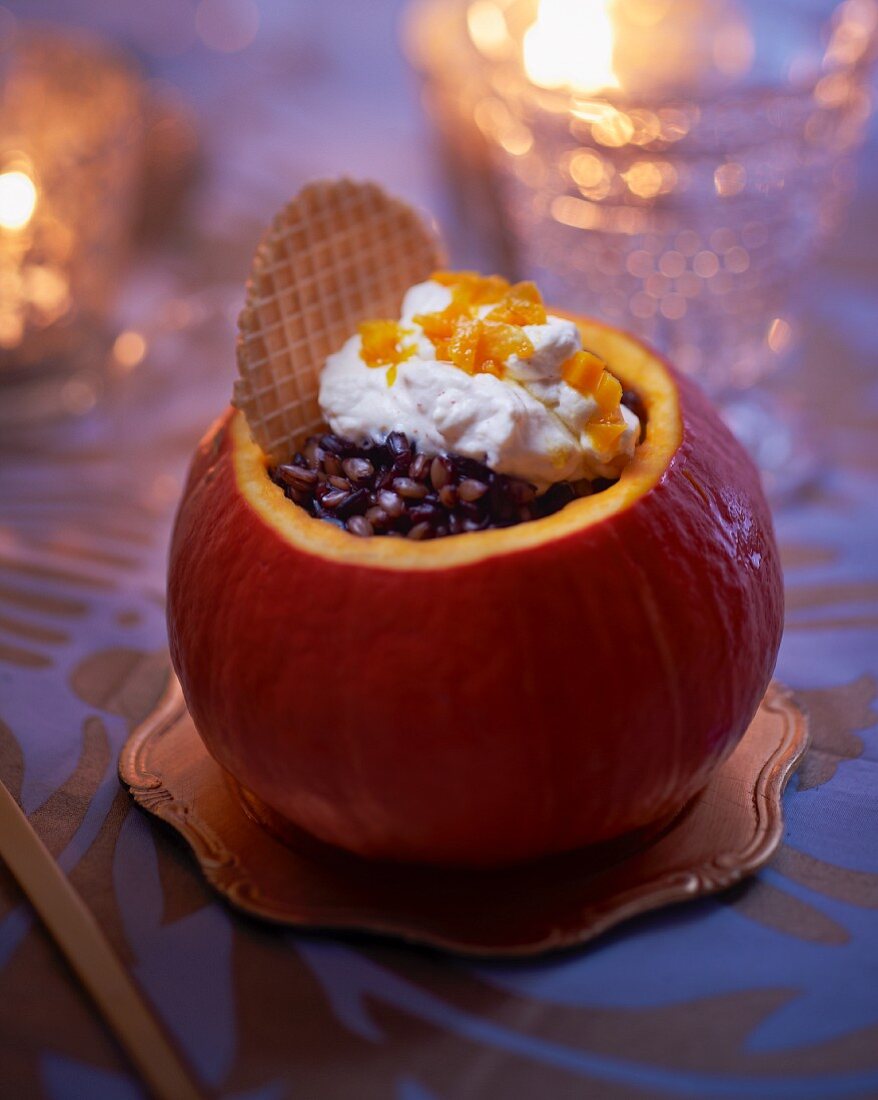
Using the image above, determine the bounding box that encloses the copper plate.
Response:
[119,673,808,957]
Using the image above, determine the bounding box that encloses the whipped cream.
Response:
[318,280,640,493]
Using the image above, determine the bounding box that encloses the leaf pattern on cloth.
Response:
[794,676,876,791]
[1,5,878,1093]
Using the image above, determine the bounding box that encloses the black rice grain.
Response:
[269,427,628,541]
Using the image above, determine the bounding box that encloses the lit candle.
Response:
[0,24,145,424]
[0,168,38,232]
[518,0,753,101]
[523,0,619,95]
[405,0,878,489]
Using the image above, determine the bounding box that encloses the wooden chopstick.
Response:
[0,779,204,1100]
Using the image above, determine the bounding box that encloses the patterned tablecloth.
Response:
[1,2,877,1097]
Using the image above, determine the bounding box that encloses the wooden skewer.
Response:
[0,780,204,1100]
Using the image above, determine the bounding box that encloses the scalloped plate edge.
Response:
[119,671,809,957]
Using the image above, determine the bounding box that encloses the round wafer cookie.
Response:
[234,179,445,461]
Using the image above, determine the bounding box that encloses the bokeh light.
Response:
[0,169,37,231]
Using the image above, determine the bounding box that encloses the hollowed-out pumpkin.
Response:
[167,316,783,867]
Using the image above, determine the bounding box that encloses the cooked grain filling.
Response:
[270,392,646,540]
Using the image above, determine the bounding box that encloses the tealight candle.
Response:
[0,168,37,232]
[407,0,878,403]
[0,22,144,424]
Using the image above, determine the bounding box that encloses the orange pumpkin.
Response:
[167,317,783,866]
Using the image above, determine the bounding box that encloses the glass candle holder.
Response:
[407,0,877,490]
[0,23,145,425]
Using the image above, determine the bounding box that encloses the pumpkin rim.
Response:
[229,315,683,572]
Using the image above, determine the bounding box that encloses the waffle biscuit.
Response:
[234,179,445,461]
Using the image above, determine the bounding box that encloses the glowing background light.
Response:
[523,0,619,94]
[0,170,38,231]
[112,330,148,371]
[467,0,510,56]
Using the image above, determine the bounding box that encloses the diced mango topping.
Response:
[431,270,510,309]
[446,318,481,375]
[480,320,535,368]
[358,320,415,369]
[357,276,628,436]
[594,370,623,416]
[561,350,605,395]
[445,317,534,376]
[409,271,545,377]
[589,418,627,452]
[486,282,547,327]
[412,300,469,361]
[561,348,626,429]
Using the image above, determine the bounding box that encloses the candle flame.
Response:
[523,0,619,94]
[0,170,38,231]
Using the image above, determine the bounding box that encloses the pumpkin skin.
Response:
[167,318,783,866]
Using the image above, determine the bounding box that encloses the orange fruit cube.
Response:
[589,417,627,452]
[448,318,482,374]
[358,320,414,368]
[481,321,534,366]
[561,351,605,395]
[594,370,623,415]
[487,281,548,326]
